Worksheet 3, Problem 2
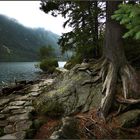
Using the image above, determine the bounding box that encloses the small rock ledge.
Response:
[0,78,54,139]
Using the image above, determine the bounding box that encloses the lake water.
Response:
[0,61,66,86]
[58,61,66,68]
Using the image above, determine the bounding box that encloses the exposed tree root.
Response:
[100,62,117,118]
[116,96,140,104]
[108,104,123,119]
[98,60,139,118]
[76,57,139,119]
[102,63,140,117]
[120,64,136,99]
[81,75,101,86]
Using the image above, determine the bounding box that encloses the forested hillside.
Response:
[0,14,60,61]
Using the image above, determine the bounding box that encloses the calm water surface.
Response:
[0,61,66,86]
[0,62,41,84]
[58,61,66,68]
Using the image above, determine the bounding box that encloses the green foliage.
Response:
[69,54,83,68]
[40,101,64,117]
[64,44,99,69]
[111,3,140,68]
[40,1,104,59]
[39,58,58,73]
[39,45,55,60]
[124,38,140,69]
[112,4,140,40]
[39,45,58,73]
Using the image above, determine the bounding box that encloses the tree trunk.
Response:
[75,0,138,119]
[94,1,100,58]
[88,1,99,58]
[99,1,140,119]
[104,1,126,67]
[100,1,127,118]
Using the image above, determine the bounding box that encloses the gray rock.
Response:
[15,95,29,101]
[0,120,8,127]
[1,106,23,113]
[0,99,10,106]
[11,109,27,114]
[4,125,15,134]
[0,108,10,114]
[34,69,102,116]
[40,79,54,86]
[0,114,5,119]
[7,113,29,122]
[15,120,32,131]
[50,130,62,139]
[24,106,35,112]
[30,92,40,97]
[27,96,36,101]
[9,101,26,106]
[0,134,16,139]
[30,84,40,92]
[24,101,32,106]
[56,67,68,73]
[117,109,140,128]
[13,131,26,139]
[6,106,23,110]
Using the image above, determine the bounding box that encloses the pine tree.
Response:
[40,0,140,119]
[112,3,140,40]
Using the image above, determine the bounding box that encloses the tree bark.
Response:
[100,1,127,118]
[94,1,100,58]
[103,1,126,67]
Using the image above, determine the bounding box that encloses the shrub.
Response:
[64,54,82,69]
[39,58,58,73]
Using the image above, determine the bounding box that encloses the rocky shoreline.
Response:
[0,76,55,139]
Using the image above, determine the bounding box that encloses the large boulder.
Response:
[50,117,79,139]
[33,65,102,116]
[117,109,140,128]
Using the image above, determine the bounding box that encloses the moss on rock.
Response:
[0,128,4,137]
[117,109,140,128]
[33,65,103,117]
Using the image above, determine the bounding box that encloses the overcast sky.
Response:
[0,1,71,35]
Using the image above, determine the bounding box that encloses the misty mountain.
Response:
[0,14,61,62]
